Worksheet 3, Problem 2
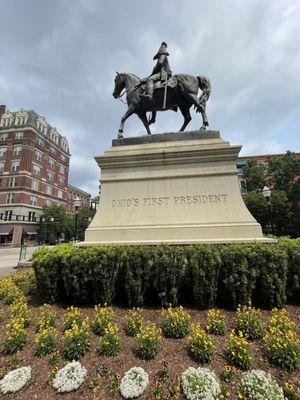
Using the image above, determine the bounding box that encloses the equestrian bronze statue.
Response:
[113,42,211,138]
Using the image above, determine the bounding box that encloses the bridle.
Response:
[115,73,141,105]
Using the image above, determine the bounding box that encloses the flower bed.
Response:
[52,361,87,393]
[0,269,299,399]
[0,366,31,394]
[120,367,149,398]
[181,367,221,400]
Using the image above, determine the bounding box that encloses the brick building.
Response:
[0,106,72,246]
[67,184,91,214]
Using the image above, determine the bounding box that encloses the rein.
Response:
[117,80,142,105]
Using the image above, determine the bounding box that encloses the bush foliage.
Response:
[32,239,298,308]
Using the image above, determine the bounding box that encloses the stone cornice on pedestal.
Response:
[96,130,241,169]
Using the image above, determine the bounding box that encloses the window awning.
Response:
[0,225,14,235]
[22,225,38,235]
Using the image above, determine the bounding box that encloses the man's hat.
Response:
[153,42,169,60]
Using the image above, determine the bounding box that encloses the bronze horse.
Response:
[113,72,210,138]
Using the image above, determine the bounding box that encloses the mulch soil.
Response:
[0,298,299,400]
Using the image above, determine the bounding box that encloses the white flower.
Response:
[241,369,286,400]
[0,366,31,394]
[181,367,221,400]
[52,361,87,393]
[120,367,149,399]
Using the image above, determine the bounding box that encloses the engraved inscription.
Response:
[112,194,228,207]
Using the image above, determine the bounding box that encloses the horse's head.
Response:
[113,72,125,99]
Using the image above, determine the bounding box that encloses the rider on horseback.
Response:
[141,42,172,101]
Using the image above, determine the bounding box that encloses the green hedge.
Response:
[32,239,299,309]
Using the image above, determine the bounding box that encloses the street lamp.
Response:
[73,197,82,242]
[262,186,274,235]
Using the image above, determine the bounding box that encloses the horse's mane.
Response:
[127,73,141,81]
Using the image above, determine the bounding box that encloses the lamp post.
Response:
[262,186,274,235]
[73,197,82,242]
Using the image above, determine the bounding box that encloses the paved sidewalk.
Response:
[0,246,39,276]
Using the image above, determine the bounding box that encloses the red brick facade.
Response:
[0,107,71,245]
[67,185,91,214]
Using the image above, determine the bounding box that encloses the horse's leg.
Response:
[138,112,151,135]
[185,93,209,130]
[118,106,135,138]
[148,111,156,125]
[178,105,191,132]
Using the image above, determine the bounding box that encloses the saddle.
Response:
[140,76,178,91]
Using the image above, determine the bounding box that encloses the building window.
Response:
[4,210,13,221]
[8,177,16,187]
[45,199,51,206]
[59,164,65,175]
[47,171,54,181]
[33,164,41,176]
[0,162,4,171]
[30,195,37,206]
[15,131,24,139]
[46,185,52,195]
[48,158,55,168]
[0,146,6,157]
[34,149,42,161]
[13,145,22,156]
[11,161,20,172]
[57,189,63,199]
[28,211,36,222]
[50,146,56,155]
[6,193,15,204]
[61,154,66,161]
[0,133,8,141]
[31,179,39,191]
[58,177,64,186]
[37,136,44,146]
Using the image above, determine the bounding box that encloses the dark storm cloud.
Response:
[0,0,299,195]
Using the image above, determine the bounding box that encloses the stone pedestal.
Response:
[83,130,274,245]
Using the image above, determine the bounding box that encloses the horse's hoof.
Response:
[200,125,206,131]
[118,132,123,139]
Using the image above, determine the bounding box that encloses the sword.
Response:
[163,75,168,109]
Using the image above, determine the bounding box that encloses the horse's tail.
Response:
[197,75,211,96]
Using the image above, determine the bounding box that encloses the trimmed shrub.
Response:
[184,244,221,308]
[254,244,288,308]
[32,241,298,309]
[279,237,300,303]
[32,244,70,303]
[218,244,259,308]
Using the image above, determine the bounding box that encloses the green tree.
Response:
[269,190,292,235]
[244,190,292,235]
[267,151,300,194]
[40,205,72,244]
[242,161,266,192]
[243,192,268,229]
[268,152,300,236]
[76,205,96,240]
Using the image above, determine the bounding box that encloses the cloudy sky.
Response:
[0,0,299,196]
